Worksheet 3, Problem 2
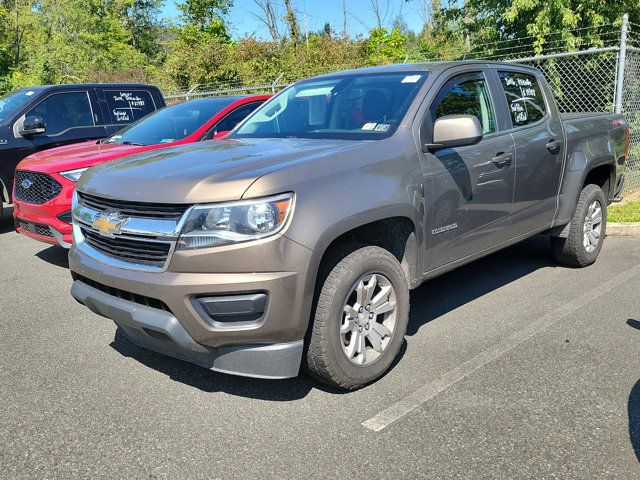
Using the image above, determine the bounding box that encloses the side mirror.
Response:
[213,130,230,139]
[423,115,483,152]
[20,116,46,136]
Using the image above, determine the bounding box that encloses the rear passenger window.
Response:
[26,91,93,135]
[498,71,546,126]
[206,102,264,139]
[103,90,155,124]
[430,72,496,135]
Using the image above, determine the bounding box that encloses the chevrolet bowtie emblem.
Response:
[92,212,128,238]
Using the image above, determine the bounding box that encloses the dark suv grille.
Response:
[80,227,171,267]
[77,191,189,219]
[14,171,62,204]
[71,272,171,312]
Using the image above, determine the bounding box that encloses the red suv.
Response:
[13,94,270,247]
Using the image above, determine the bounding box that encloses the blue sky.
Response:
[161,0,427,39]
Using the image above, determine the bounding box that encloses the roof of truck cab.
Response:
[312,61,539,79]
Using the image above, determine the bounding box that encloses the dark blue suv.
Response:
[0,83,165,219]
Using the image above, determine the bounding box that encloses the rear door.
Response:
[418,67,516,269]
[11,89,106,164]
[491,67,564,236]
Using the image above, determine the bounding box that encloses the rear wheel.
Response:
[306,246,409,390]
[551,184,607,267]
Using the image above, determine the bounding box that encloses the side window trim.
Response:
[16,90,96,138]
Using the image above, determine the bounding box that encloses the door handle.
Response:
[546,139,562,154]
[492,152,512,168]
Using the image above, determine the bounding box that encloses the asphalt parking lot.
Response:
[1,207,639,479]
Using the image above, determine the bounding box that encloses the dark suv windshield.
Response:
[104,97,238,146]
[231,71,427,140]
[0,89,40,124]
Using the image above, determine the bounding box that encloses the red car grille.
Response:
[14,171,62,204]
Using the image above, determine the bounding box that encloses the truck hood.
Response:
[17,140,154,174]
[78,138,368,204]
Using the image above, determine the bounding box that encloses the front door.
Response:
[420,70,516,270]
[12,90,105,165]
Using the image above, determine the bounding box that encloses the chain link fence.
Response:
[167,18,640,192]
[620,49,640,190]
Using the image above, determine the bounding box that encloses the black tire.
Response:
[305,245,410,390]
[551,184,607,267]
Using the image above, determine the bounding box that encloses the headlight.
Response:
[60,168,88,182]
[177,193,294,250]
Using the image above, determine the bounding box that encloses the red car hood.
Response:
[17,140,161,174]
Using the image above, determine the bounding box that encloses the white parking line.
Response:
[362,262,640,432]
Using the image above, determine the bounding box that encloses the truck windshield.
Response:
[103,97,238,146]
[0,89,39,124]
[231,71,428,140]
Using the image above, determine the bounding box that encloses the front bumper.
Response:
[69,233,320,379]
[71,280,303,379]
[13,176,74,247]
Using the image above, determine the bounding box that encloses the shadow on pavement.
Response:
[36,245,69,268]
[626,319,640,331]
[406,235,555,336]
[111,326,408,398]
[628,320,640,462]
[629,378,640,462]
[110,327,354,400]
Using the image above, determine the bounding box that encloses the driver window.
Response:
[430,72,496,135]
[26,91,93,135]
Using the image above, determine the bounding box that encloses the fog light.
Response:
[193,293,268,327]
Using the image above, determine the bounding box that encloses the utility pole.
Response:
[343,0,348,39]
[614,14,629,114]
[14,0,20,65]
[284,0,300,53]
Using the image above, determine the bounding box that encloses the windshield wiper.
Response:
[119,141,145,146]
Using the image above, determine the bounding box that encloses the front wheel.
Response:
[305,246,410,390]
[551,184,607,267]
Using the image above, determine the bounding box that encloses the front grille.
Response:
[72,272,171,312]
[77,191,189,219]
[18,219,53,237]
[80,227,171,267]
[14,171,62,204]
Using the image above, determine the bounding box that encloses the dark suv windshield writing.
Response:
[104,97,237,146]
[231,72,427,140]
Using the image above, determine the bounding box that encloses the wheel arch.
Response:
[312,211,421,290]
[0,176,9,203]
[553,151,616,231]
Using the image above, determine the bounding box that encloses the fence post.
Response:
[185,84,199,101]
[271,73,284,93]
[614,13,629,114]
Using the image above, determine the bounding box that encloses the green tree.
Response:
[450,0,640,55]
[123,0,165,60]
[176,0,232,37]
[366,28,407,65]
